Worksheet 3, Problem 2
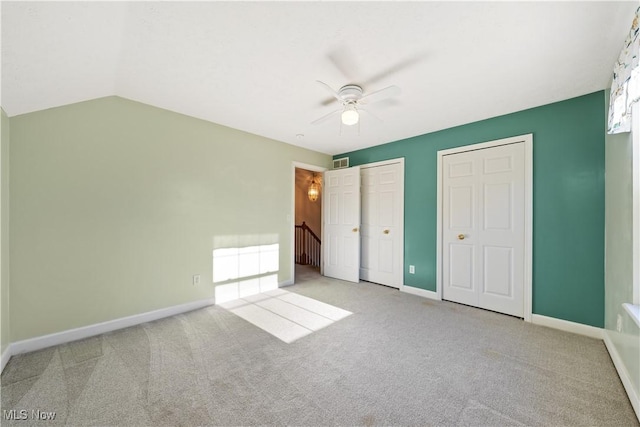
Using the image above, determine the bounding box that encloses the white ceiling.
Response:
[1,1,637,155]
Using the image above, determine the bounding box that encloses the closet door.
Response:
[442,142,525,317]
[323,167,361,283]
[360,162,403,288]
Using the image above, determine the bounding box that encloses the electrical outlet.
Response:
[193,274,201,286]
[616,314,623,332]
[409,265,415,274]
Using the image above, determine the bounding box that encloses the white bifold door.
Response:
[442,142,525,317]
[323,167,361,283]
[360,163,403,288]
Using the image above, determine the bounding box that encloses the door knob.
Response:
[458,234,465,240]
[352,227,359,232]
[383,229,390,234]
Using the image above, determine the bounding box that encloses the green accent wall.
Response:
[337,91,606,327]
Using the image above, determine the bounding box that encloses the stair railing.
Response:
[294,221,321,267]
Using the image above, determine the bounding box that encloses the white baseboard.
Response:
[530,314,603,339]
[1,278,297,374]
[6,297,216,366]
[401,285,440,300]
[603,330,640,423]
[1,345,11,373]
[399,292,603,341]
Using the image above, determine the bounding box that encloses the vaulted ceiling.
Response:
[1,2,637,155]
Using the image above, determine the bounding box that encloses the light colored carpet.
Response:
[219,288,352,343]
[1,265,638,426]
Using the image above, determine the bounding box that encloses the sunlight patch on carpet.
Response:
[218,289,351,343]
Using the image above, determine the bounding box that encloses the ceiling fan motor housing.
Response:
[339,84,363,102]
[311,80,400,126]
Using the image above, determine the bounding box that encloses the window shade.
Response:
[608,7,640,134]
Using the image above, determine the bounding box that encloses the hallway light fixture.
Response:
[308,175,320,202]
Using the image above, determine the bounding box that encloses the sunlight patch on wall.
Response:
[219,289,352,343]
[214,274,279,304]
[213,234,280,304]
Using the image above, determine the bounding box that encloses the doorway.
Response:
[437,134,533,320]
[291,162,326,284]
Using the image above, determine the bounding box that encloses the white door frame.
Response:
[360,158,405,289]
[436,134,533,322]
[291,161,328,285]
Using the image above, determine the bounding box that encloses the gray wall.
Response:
[9,96,331,342]
[604,91,640,405]
[1,108,9,355]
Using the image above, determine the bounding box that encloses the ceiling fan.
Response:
[311,81,401,127]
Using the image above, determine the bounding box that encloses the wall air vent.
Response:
[333,157,349,169]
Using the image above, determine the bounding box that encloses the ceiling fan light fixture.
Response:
[341,104,359,126]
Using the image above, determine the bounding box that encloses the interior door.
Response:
[442,143,525,317]
[323,167,361,283]
[360,162,403,288]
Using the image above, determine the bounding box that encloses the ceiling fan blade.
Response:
[359,107,383,123]
[359,85,401,105]
[327,47,360,81]
[321,97,337,107]
[311,109,341,125]
[316,80,343,102]
[362,53,428,87]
